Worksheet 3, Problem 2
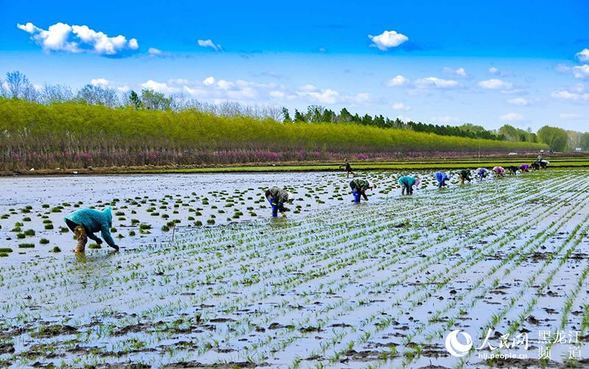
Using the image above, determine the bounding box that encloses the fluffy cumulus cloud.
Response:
[488,67,500,75]
[500,112,524,122]
[90,78,110,87]
[414,77,459,89]
[139,77,282,103]
[17,22,139,56]
[387,75,409,87]
[576,48,589,62]
[296,84,339,104]
[368,30,408,51]
[572,65,589,79]
[478,79,512,90]
[197,39,221,51]
[202,76,216,86]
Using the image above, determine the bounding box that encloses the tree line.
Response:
[1,70,587,152]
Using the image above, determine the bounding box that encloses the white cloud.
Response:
[478,79,513,90]
[391,102,410,111]
[202,76,216,86]
[455,67,467,77]
[16,22,139,56]
[414,77,459,89]
[90,78,110,87]
[551,86,589,102]
[500,112,524,122]
[444,67,467,77]
[148,47,162,56]
[488,67,500,75]
[368,30,408,51]
[572,65,589,79]
[296,85,339,104]
[387,75,409,87]
[197,39,221,51]
[141,80,177,94]
[559,113,583,120]
[576,48,589,62]
[507,97,529,106]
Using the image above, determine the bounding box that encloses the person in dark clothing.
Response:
[342,160,354,178]
[265,186,290,216]
[349,178,372,202]
[458,169,472,184]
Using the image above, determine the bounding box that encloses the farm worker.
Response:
[507,166,519,175]
[435,172,450,188]
[341,160,355,178]
[64,207,118,253]
[476,168,490,180]
[493,166,506,177]
[519,164,530,172]
[458,169,472,184]
[398,175,420,196]
[349,178,372,203]
[265,186,290,217]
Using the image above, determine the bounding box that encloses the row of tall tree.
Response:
[1,71,586,152]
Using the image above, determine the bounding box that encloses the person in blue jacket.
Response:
[435,171,450,188]
[64,207,119,253]
[398,175,420,195]
[476,167,490,180]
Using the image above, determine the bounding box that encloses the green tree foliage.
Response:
[537,125,569,151]
[294,109,306,122]
[129,90,143,110]
[0,99,548,170]
[581,133,589,151]
[498,124,537,142]
[281,107,292,123]
[140,89,171,110]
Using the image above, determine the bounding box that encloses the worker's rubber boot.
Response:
[353,191,361,203]
[74,226,87,253]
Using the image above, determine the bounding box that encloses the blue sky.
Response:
[1,0,588,131]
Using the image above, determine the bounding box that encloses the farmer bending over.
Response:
[64,207,118,253]
[476,168,490,180]
[350,178,372,202]
[265,186,290,216]
[519,164,530,172]
[493,166,506,177]
[398,175,420,196]
[435,172,450,189]
[458,169,472,184]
